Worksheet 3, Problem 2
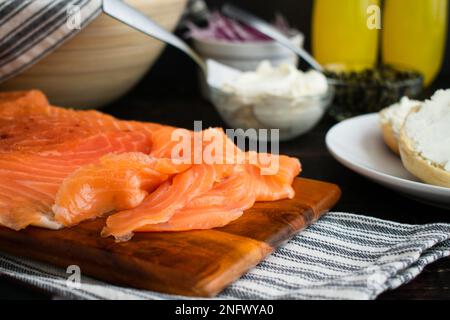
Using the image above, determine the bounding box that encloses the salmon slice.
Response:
[0,107,158,153]
[0,131,152,230]
[150,126,243,164]
[137,166,255,232]
[245,154,302,201]
[149,125,186,158]
[102,164,220,241]
[0,90,162,153]
[53,153,191,226]
[0,90,49,116]
[150,126,295,174]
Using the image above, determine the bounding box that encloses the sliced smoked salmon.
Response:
[122,157,300,234]
[137,165,255,232]
[245,154,302,201]
[150,126,244,165]
[0,90,49,116]
[0,131,152,230]
[0,90,162,153]
[0,90,161,230]
[53,153,190,226]
[0,90,303,240]
[101,164,222,241]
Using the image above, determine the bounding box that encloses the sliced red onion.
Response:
[186,11,289,43]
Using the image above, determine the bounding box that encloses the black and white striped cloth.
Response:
[0,0,102,82]
[1,212,449,300]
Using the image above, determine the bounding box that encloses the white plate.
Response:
[326,113,450,209]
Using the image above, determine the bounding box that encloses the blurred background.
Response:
[145,0,314,97]
[1,0,448,126]
[145,0,450,97]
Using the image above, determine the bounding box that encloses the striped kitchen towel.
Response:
[1,212,449,300]
[0,0,102,82]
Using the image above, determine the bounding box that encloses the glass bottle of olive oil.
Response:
[312,0,380,71]
[382,0,448,86]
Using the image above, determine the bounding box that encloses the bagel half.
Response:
[378,97,422,156]
[398,91,450,188]
[399,128,450,188]
[379,108,400,155]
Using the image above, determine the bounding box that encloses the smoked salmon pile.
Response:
[0,90,301,241]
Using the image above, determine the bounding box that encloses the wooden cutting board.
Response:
[0,178,340,297]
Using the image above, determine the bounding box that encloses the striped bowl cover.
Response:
[0,0,102,82]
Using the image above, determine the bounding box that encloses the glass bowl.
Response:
[209,87,334,141]
[326,70,423,121]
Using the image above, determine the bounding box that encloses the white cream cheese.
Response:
[404,89,450,172]
[380,97,422,137]
[222,60,328,101]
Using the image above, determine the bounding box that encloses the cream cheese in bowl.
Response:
[209,61,333,141]
[223,61,328,100]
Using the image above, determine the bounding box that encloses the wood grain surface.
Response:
[0,178,340,297]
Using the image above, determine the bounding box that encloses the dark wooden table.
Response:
[1,81,449,300]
